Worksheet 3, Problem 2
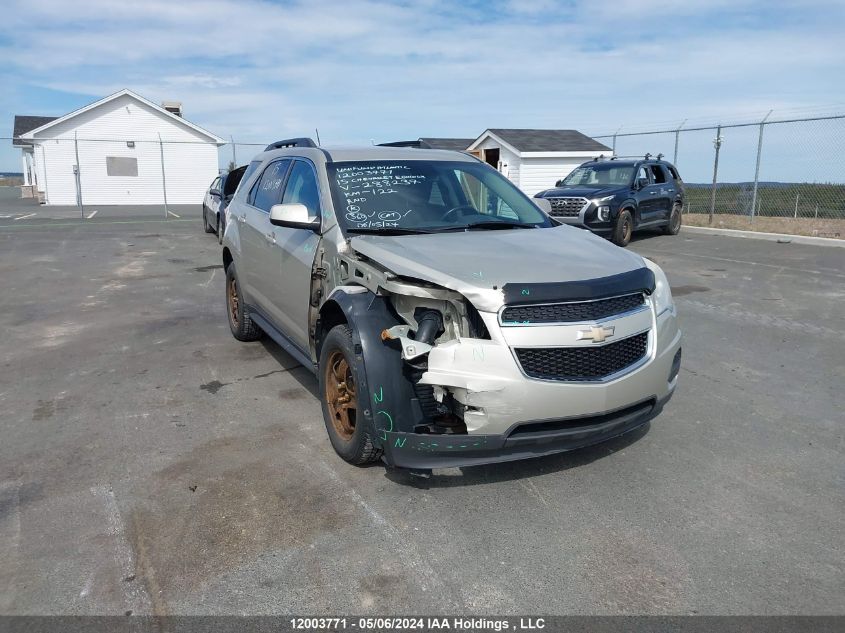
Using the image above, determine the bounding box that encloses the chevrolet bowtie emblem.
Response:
[577,325,616,343]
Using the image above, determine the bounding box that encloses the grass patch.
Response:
[684,212,844,239]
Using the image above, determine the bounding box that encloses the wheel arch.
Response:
[318,287,424,457]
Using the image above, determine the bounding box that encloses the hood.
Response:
[537,185,624,199]
[350,225,646,312]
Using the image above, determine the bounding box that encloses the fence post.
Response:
[230,135,237,167]
[673,119,686,165]
[750,110,772,224]
[158,133,169,218]
[708,125,723,225]
[73,131,84,218]
[612,126,621,155]
[794,192,800,219]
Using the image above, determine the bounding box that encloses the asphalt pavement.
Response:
[0,208,842,615]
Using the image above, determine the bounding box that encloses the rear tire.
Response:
[318,325,382,465]
[217,214,224,245]
[203,206,214,233]
[612,209,634,247]
[225,263,262,341]
[663,203,682,235]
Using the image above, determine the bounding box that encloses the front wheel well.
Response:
[315,300,349,358]
[222,247,233,271]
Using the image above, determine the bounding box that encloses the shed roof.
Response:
[12,115,58,146]
[471,129,611,153]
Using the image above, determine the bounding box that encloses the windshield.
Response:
[561,164,635,187]
[326,160,552,233]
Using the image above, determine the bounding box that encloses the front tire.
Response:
[225,263,262,341]
[663,203,682,235]
[318,325,382,465]
[612,209,634,247]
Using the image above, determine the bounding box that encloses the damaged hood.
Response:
[350,225,646,312]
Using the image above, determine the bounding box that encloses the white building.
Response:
[13,89,224,205]
[466,129,611,196]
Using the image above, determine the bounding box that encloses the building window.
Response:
[106,156,138,177]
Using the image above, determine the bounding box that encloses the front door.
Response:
[635,165,661,223]
[257,159,322,352]
[241,159,292,310]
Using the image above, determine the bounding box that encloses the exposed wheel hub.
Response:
[325,351,357,440]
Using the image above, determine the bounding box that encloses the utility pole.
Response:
[673,119,686,165]
[708,125,723,225]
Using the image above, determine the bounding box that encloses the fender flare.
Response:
[320,289,426,457]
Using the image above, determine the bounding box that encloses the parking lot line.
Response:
[14,213,36,221]
[167,210,181,218]
[0,218,194,229]
[86,210,98,219]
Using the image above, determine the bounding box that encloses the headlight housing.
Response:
[644,259,675,316]
[592,195,614,222]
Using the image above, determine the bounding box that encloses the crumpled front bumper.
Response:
[382,306,681,469]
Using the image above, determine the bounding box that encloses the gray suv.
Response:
[221,138,682,471]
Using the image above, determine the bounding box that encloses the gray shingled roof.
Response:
[485,128,610,153]
[12,115,58,146]
[418,137,474,151]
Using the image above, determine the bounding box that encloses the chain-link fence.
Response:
[591,112,845,238]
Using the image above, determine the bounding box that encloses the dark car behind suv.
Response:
[534,155,684,247]
[203,164,248,244]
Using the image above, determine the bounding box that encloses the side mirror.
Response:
[555,180,564,187]
[636,177,649,190]
[269,203,320,232]
[534,198,552,215]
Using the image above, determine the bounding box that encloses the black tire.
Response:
[612,209,634,247]
[663,203,682,235]
[225,263,262,341]
[318,325,382,465]
[203,206,214,233]
[217,214,224,245]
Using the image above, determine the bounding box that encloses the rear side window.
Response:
[649,165,667,184]
[250,159,291,212]
[667,165,681,180]
[281,160,321,216]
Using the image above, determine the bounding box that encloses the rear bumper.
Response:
[382,393,671,469]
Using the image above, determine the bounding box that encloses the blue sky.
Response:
[2,0,844,181]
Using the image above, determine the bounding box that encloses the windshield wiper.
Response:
[446,220,537,231]
[346,226,436,235]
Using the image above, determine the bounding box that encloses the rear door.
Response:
[648,164,673,221]
[258,159,322,350]
[242,159,292,311]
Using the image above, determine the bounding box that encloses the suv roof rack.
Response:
[377,140,422,148]
[264,137,318,151]
[607,154,667,162]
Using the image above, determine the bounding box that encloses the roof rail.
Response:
[264,137,318,151]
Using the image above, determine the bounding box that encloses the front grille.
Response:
[515,332,649,381]
[501,293,645,324]
[547,197,587,217]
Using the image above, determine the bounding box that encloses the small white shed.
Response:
[14,89,224,205]
[467,129,611,196]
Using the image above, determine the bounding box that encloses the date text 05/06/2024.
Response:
[289,617,547,630]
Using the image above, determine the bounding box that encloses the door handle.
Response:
[667,188,674,192]
[237,214,246,223]
[650,191,658,194]
[265,232,276,244]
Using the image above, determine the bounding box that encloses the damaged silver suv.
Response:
[221,138,682,471]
